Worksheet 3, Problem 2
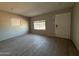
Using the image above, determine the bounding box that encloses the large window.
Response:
[33,20,46,30]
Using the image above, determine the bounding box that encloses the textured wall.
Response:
[72,3,79,51]
[31,13,55,36]
[0,11,29,41]
[30,8,72,37]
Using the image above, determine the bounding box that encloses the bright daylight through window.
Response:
[33,20,46,30]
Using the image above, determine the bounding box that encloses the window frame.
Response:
[33,20,46,30]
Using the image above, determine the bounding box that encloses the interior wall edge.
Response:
[71,3,79,51]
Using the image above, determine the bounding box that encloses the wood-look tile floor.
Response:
[0,34,78,56]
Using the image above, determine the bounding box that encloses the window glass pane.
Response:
[33,20,46,30]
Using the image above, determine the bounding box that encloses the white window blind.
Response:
[33,20,46,30]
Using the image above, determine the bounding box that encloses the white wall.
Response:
[0,11,29,41]
[72,3,79,51]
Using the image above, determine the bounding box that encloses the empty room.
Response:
[0,2,79,56]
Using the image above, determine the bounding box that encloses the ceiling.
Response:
[0,2,75,17]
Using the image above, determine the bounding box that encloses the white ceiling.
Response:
[0,2,75,17]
